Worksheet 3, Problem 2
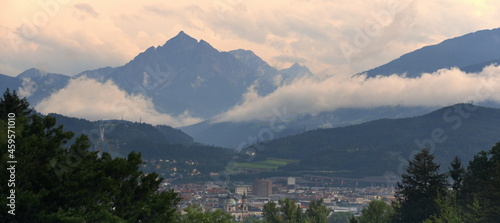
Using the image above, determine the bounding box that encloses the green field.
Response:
[231,158,299,171]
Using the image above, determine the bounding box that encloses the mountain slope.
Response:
[47,113,235,175]
[251,104,500,176]
[49,113,194,147]
[363,28,500,77]
[0,74,21,93]
[459,58,500,73]
[16,68,70,105]
[181,106,435,148]
[78,31,274,119]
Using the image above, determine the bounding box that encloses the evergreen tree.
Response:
[394,148,448,223]
[0,90,181,222]
[423,193,463,223]
[461,142,500,222]
[0,88,31,122]
[305,199,330,223]
[449,156,465,192]
[460,151,491,204]
[279,198,302,223]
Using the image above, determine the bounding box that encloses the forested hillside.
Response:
[251,104,500,176]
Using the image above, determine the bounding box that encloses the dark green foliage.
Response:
[357,200,394,223]
[178,205,234,223]
[0,90,181,222]
[279,198,302,223]
[262,200,282,223]
[244,215,263,223]
[460,142,500,222]
[306,199,330,223]
[48,113,235,175]
[262,198,330,223]
[392,142,500,222]
[448,156,465,192]
[124,140,235,174]
[328,212,354,223]
[394,148,448,223]
[0,88,31,121]
[48,113,194,147]
[423,193,463,223]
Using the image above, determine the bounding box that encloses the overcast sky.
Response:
[2,0,500,77]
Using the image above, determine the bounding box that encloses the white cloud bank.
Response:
[35,77,203,127]
[215,65,500,122]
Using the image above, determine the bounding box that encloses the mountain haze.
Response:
[76,31,283,119]
[250,104,500,176]
[363,28,500,77]
[1,28,500,148]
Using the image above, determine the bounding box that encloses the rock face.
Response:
[16,68,70,104]
[76,31,286,119]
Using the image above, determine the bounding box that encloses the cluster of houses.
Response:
[161,177,397,220]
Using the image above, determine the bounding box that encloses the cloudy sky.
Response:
[2,0,500,126]
[1,0,500,77]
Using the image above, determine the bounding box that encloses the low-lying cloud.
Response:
[35,77,203,127]
[215,65,500,122]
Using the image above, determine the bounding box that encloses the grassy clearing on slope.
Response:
[230,158,299,171]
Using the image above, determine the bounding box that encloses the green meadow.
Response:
[231,158,299,171]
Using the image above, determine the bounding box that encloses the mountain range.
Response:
[362,27,500,77]
[1,28,500,150]
[248,104,500,177]
[73,31,313,119]
[43,104,500,179]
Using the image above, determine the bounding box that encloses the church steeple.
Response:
[241,192,248,211]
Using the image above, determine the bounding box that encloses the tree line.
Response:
[341,143,500,223]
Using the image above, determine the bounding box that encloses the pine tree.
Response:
[0,88,32,121]
[422,193,463,223]
[394,148,448,223]
[462,142,500,222]
[305,199,330,223]
[0,89,181,222]
[279,198,301,223]
[449,156,465,192]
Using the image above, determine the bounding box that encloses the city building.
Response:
[253,179,273,197]
[224,193,250,221]
[236,186,250,195]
